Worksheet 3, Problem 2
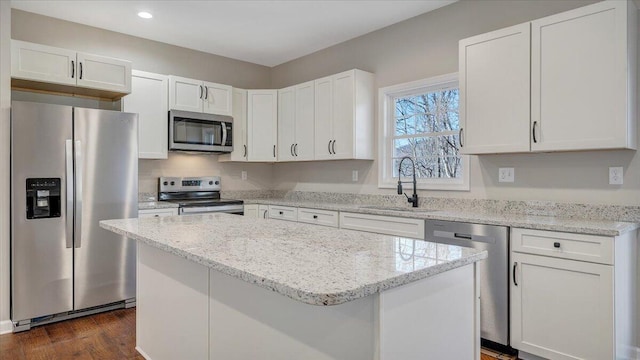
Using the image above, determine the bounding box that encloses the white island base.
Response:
[135,242,480,360]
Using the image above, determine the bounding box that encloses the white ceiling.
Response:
[11,0,456,67]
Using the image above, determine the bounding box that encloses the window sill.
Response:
[378,182,470,192]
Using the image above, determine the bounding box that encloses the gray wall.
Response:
[271,0,640,207]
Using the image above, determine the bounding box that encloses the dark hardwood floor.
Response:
[0,308,141,360]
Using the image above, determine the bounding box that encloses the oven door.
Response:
[179,204,244,215]
[169,110,233,152]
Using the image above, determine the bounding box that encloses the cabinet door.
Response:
[314,76,333,160]
[220,88,247,162]
[247,90,278,162]
[531,1,631,151]
[169,76,203,112]
[459,23,531,154]
[511,253,614,359]
[123,71,168,159]
[76,52,131,93]
[11,40,76,86]
[277,86,296,161]
[243,205,259,218]
[203,81,232,116]
[138,208,178,218]
[331,71,355,159]
[294,81,315,161]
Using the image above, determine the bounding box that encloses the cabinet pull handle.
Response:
[313,215,318,219]
[331,140,336,154]
[294,144,298,157]
[79,62,83,79]
[553,242,561,248]
[263,210,267,219]
[328,140,332,154]
[513,262,518,286]
[71,60,75,78]
[459,128,464,148]
[273,145,276,158]
[243,145,247,158]
[279,211,283,215]
[199,85,203,99]
[291,144,294,156]
[532,121,538,143]
[204,86,208,100]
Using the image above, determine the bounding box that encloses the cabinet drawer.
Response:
[268,205,297,222]
[339,212,424,239]
[139,208,178,218]
[511,228,613,265]
[297,208,339,228]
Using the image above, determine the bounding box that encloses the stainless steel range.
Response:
[158,176,244,215]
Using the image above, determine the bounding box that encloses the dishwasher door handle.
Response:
[432,230,496,244]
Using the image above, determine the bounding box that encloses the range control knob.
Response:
[170,181,175,186]
[215,181,220,185]
[163,181,168,186]
[209,181,214,185]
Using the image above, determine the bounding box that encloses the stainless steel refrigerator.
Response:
[11,101,138,331]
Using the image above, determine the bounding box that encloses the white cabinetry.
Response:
[169,75,232,116]
[278,81,315,161]
[459,24,531,154]
[123,70,169,159]
[138,208,179,218]
[268,205,297,222]
[510,228,637,360]
[314,69,374,160]
[247,90,278,162]
[11,40,131,96]
[243,205,259,218]
[459,1,637,154]
[339,212,425,239]
[219,88,248,162]
[297,208,339,228]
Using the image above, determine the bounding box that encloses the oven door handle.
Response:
[432,230,496,244]
[180,204,243,214]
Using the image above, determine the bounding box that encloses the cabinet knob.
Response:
[313,215,318,219]
[154,214,159,217]
[279,211,283,215]
[553,242,561,248]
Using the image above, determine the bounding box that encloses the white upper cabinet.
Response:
[278,81,315,161]
[459,23,531,154]
[219,88,248,162]
[531,0,636,151]
[11,40,132,96]
[247,90,278,162]
[314,69,374,160]
[459,0,637,154]
[168,75,232,116]
[122,70,169,159]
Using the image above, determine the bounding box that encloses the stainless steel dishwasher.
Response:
[424,219,512,353]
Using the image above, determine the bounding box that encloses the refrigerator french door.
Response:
[11,101,138,328]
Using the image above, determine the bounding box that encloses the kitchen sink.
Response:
[358,205,436,213]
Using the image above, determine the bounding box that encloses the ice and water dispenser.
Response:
[26,178,61,219]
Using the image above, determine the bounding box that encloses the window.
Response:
[378,73,469,191]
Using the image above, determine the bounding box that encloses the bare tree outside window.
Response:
[392,88,461,179]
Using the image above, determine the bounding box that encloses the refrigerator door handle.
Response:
[74,140,83,248]
[65,140,74,248]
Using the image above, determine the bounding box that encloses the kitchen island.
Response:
[100,214,487,360]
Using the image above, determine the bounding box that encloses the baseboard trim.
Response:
[0,319,13,334]
[135,346,152,360]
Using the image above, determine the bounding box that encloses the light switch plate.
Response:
[241,171,247,181]
[609,167,623,185]
[499,168,514,183]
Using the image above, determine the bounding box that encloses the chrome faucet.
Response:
[397,156,418,208]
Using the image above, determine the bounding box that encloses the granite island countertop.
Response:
[100,214,487,306]
[244,199,640,236]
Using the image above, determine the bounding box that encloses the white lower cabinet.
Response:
[244,205,274,219]
[138,208,179,218]
[297,208,339,228]
[339,212,424,239]
[268,205,298,222]
[510,228,637,360]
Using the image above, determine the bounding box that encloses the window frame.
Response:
[378,73,470,191]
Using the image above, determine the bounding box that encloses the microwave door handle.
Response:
[221,122,227,146]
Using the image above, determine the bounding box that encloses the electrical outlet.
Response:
[352,170,358,182]
[609,167,623,185]
[241,170,247,181]
[498,168,514,183]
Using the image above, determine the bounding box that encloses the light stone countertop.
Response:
[100,214,487,306]
[244,199,640,236]
[138,201,179,210]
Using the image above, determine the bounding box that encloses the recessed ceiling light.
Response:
[137,11,153,19]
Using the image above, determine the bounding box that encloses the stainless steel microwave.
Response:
[169,110,233,153]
